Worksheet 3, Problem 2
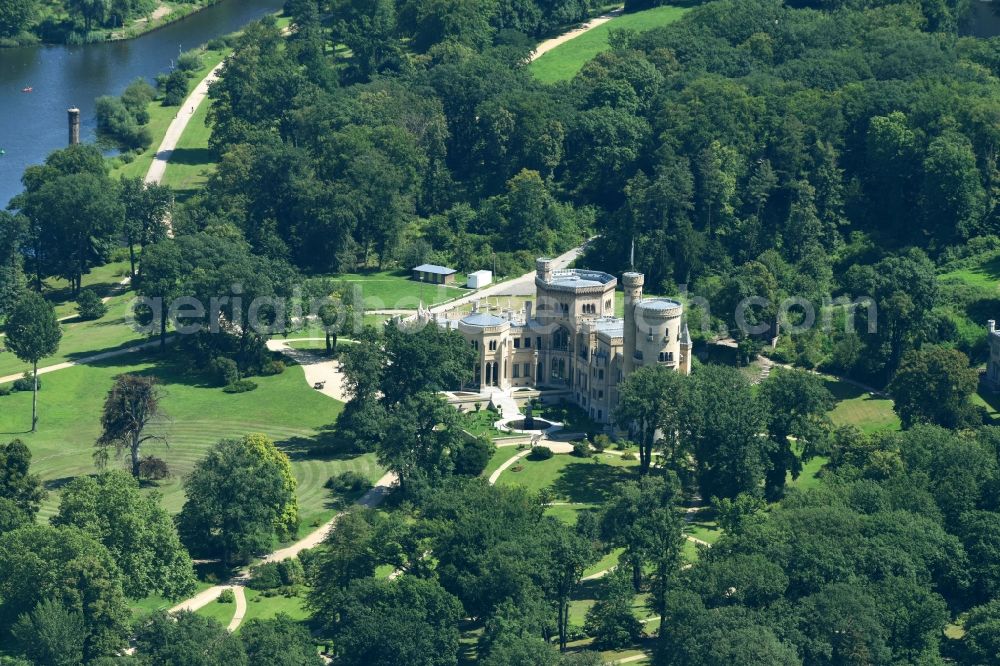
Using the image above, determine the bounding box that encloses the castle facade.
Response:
[439,258,691,425]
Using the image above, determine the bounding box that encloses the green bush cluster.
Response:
[325,470,372,495]
[247,559,305,591]
[529,445,553,460]
[10,373,40,393]
[94,78,155,151]
[222,379,258,394]
[75,289,107,321]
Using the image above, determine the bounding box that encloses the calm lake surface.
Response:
[0,0,284,207]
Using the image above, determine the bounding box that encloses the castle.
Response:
[436,258,691,425]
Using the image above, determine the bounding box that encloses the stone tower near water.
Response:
[68,108,80,145]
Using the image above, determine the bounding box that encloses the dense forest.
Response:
[5,0,1000,662]
[158,0,998,387]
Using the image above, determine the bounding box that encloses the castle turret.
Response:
[536,258,554,284]
[622,272,644,375]
[680,322,693,375]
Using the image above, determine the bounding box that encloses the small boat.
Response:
[21,86,32,93]
[0,149,5,156]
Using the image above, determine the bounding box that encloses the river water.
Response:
[0,0,284,207]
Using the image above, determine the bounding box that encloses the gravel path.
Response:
[144,62,223,188]
[265,339,351,402]
[530,8,624,62]
[226,585,247,632]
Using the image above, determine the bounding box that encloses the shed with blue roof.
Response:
[412,263,457,284]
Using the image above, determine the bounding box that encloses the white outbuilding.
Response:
[467,270,493,289]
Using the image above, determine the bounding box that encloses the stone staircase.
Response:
[489,388,522,419]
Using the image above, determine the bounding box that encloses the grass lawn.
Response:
[0,351,381,522]
[583,547,621,577]
[544,501,600,525]
[110,46,229,182]
[460,408,506,439]
[787,454,827,492]
[319,271,469,310]
[130,580,214,617]
[530,5,689,83]
[41,260,131,319]
[159,99,216,202]
[195,595,237,627]
[0,293,146,379]
[684,520,721,545]
[824,377,900,433]
[241,588,310,626]
[496,452,639,502]
[482,446,526,479]
[973,388,1000,424]
[939,253,1000,291]
[682,538,703,563]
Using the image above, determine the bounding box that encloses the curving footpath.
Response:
[166,342,397,631]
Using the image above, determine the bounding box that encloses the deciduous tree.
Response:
[4,291,61,431]
[888,347,981,429]
[95,374,166,478]
[52,470,196,600]
[177,435,296,565]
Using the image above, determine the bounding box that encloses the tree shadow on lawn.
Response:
[550,460,638,504]
[168,147,213,167]
[822,377,865,401]
[43,475,80,492]
[43,276,121,306]
[77,348,218,389]
[275,424,362,462]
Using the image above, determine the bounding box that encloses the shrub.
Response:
[120,78,155,123]
[259,360,285,376]
[209,357,239,386]
[162,69,189,106]
[206,37,226,50]
[223,379,258,394]
[95,96,151,150]
[12,373,39,392]
[277,559,304,586]
[454,436,495,476]
[529,445,553,460]
[176,49,203,72]
[572,441,591,458]
[138,456,170,480]
[217,589,235,603]
[248,562,282,590]
[325,470,372,494]
[0,386,10,397]
[592,434,611,452]
[76,288,107,320]
[620,452,637,461]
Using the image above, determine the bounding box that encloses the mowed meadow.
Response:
[529,4,690,82]
[0,351,382,534]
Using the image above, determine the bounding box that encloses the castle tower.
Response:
[680,322,693,375]
[536,258,554,283]
[622,271,644,375]
[68,108,80,145]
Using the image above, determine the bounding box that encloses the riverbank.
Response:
[109,44,231,181]
[0,0,225,48]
